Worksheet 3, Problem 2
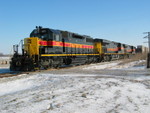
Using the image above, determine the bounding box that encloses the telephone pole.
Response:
[144,32,150,68]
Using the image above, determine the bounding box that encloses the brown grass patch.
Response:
[119,53,147,65]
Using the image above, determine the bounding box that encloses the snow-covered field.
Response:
[0,56,10,63]
[0,56,10,69]
[0,57,10,60]
[0,60,150,113]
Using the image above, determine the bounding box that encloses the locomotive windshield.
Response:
[30,29,53,40]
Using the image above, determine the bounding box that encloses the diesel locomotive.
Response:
[10,26,136,71]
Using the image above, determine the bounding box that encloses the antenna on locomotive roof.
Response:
[36,26,42,33]
[39,26,42,29]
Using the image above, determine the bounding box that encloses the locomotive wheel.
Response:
[64,58,72,65]
[52,57,63,68]
[52,64,59,68]
[108,56,112,61]
[103,56,107,61]
[96,57,102,63]
[23,58,34,71]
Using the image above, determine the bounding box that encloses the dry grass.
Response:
[118,53,147,65]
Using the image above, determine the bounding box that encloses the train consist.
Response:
[10,26,136,71]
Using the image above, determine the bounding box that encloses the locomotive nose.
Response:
[24,37,39,56]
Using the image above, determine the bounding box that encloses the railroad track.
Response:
[0,72,26,78]
[0,61,136,78]
[0,64,78,78]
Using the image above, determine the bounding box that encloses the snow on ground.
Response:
[0,74,37,96]
[111,60,146,70]
[0,57,10,60]
[83,61,121,70]
[0,60,150,113]
[83,60,146,70]
[0,56,10,70]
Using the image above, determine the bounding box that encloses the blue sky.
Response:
[0,0,150,54]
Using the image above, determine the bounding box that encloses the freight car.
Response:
[10,26,136,71]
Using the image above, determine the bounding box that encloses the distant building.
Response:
[136,45,148,53]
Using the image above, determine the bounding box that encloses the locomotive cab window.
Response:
[30,29,53,40]
[40,29,53,40]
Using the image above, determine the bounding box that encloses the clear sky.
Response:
[0,0,150,54]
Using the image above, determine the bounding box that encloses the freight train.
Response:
[10,26,136,71]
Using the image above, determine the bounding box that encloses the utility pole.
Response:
[143,32,150,68]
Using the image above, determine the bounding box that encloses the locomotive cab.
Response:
[30,26,62,54]
[30,26,53,41]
